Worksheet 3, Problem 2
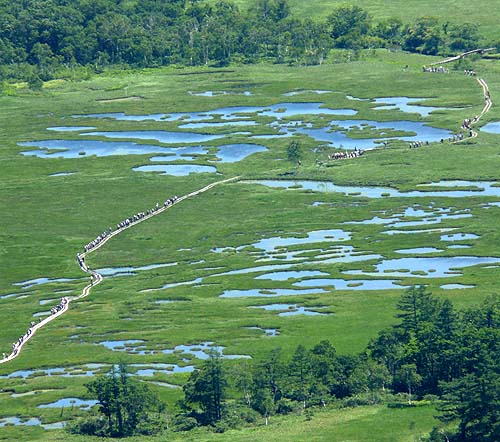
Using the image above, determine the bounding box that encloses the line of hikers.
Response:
[423,66,449,73]
[2,297,68,361]
[328,149,364,160]
[83,195,179,253]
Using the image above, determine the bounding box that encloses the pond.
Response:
[97,262,177,277]
[440,233,480,241]
[250,303,330,316]
[246,180,500,199]
[345,256,500,278]
[293,278,403,290]
[395,247,443,254]
[372,96,456,117]
[133,164,218,176]
[440,284,475,289]
[38,398,98,410]
[480,121,500,134]
[220,287,328,298]
[255,270,329,280]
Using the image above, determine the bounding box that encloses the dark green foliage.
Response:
[286,140,302,165]
[182,351,227,425]
[0,1,488,82]
[75,364,164,437]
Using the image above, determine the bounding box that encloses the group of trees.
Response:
[0,0,490,83]
[76,288,500,440]
[176,287,500,441]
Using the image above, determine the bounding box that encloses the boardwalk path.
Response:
[0,176,239,365]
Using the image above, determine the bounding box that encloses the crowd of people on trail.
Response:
[423,66,449,73]
[2,297,68,361]
[328,149,364,160]
[464,69,477,76]
[83,195,179,253]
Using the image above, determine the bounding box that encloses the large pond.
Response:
[247,180,500,199]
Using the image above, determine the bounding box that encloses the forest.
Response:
[71,287,500,442]
[0,0,492,83]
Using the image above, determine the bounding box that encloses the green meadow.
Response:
[1,49,500,440]
[207,0,499,41]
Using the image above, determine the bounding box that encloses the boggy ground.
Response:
[1,50,500,441]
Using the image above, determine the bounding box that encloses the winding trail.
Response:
[424,48,493,142]
[0,176,239,365]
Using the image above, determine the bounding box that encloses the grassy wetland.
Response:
[1,49,500,441]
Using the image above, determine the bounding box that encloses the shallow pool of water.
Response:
[38,398,98,410]
[133,164,218,176]
[0,417,41,427]
[293,278,403,290]
[245,326,279,336]
[345,256,500,278]
[372,96,456,117]
[246,180,500,199]
[220,287,328,298]
[481,121,500,134]
[250,303,329,316]
[97,340,148,354]
[47,126,96,131]
[13,277,79,289]
[440,283,475,289]
[440,233,480,241]
[97,262,177,278]
[49,172,75,177]
[84,130,224,144]
[255,270,329,280]
[395,247,443,254]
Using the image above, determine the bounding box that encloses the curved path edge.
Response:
[0,176,240,365]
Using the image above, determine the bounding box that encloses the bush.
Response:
[171,415,198,432]
[68,415,107,436]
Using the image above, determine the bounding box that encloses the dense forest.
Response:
[73,287,500,441]
[0,0,494,83]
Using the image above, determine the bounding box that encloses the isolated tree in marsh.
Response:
[286,139,302,165]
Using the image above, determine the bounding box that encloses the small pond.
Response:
[250,303,329,316]
[345,256,500,278]
[38,398,98,410]
[440,284,475,290]
[440,233,480,241]
[246,180,500,199]
[480,121,500,134]
[255,270,329,280]
[220,287,328,298]
[293,278,403,290]
[133,164,217,176]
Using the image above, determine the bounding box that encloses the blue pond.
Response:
[74,102,357,122]
[21,139,267,163]
[14,276,79,289]
[84,130,224,144]
[162,342,250,360]
[280,119,452,149]
[220,288,328,298]
[97,262,177,278]
[255,270,329,280]
[293,279,403,290]
[395,248,443,254]
[372,97,456,117]
[247,180,500,199]
[47,126,96,132]
[250,303,329,316]
[97,340,148,355]
[133,164,217,176]
[481,121,500,134]
[441,233,480,241]
[345,256,500,278]
[38,398,98,410]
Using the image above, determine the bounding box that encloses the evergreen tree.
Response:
[182,351,227,425]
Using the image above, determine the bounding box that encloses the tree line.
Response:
[74,286,500,441]
[0,0,492,83]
